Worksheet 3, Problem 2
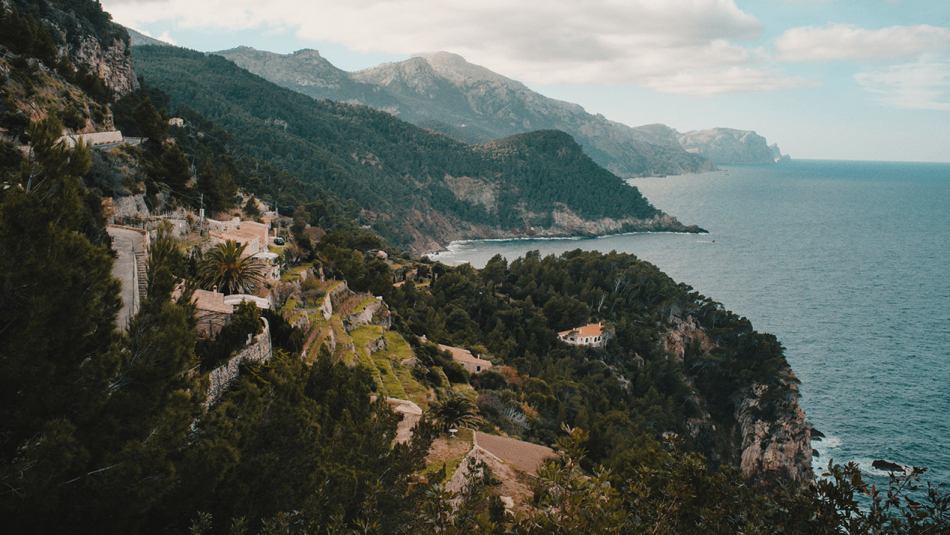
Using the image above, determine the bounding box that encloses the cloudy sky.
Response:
[102,0,950,162]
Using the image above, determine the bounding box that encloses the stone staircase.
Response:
[134,251,148,301]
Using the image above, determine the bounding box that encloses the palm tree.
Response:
[427,396,483,433]
[197,240,266,295]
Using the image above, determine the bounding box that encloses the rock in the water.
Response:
[872,459,904,472]
[811,428,826,440]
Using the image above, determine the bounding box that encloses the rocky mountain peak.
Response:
[352,56,438,86]
[292,48,323,58]
[214,46,350,90]
[413,51,521,88]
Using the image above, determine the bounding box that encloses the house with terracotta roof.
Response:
[208,219,270,257]
[206,218,281,281]
[437,344,493,374]
[558,322,606,348]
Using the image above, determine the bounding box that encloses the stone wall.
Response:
[344,298,392,330]
[320,281,349,320]
[205,317,272,408]
[109,195,150,223]
[58,131,123,147]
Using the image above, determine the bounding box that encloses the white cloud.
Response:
[157,31,177,45]
[776,24,950,63]
[102,0,770,88]
[854,57,950,110]
[642,67,820,96]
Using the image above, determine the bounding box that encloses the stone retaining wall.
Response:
[58,130,123,147]
[205,317,272,408]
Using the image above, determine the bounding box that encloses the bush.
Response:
[195,301,263,370]
[61,106,86,131]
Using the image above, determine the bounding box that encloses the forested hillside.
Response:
[131,46,702,253]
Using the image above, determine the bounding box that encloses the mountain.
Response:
[678,128,788,165]
[131,46,703,254]
[212,47,718,178]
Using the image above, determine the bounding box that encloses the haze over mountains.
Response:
[212,47,787,176]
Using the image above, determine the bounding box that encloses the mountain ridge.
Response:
[213,46,720,178]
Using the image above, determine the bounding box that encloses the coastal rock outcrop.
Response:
[678,128,783,165]
[415,205,703,256]
[872,459,904,472]
[657,309,812,483]
[735,380,813,483]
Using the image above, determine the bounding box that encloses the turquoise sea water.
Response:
[428,160,950,489]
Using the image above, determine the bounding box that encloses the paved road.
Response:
[107,227,144,330]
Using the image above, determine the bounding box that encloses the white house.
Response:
[558,322,606,348]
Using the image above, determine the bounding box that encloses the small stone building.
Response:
[192,289,234,338]
[437,344,494,374]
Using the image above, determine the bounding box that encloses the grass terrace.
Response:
[424,428,474,481]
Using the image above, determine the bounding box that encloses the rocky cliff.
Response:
[678,128,786,165]
[660,309,812,483]
[213,47,717,178]
[411,202,703,255]
[735,380,813,484]
[62,33,138,98]
[7,0,138,99]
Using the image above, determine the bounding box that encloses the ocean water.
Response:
[428,159,950,490]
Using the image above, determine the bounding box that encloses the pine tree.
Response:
[158,143,191,194]
[196,158,234,215]
[216,165,237,213]
[0,118,202,533]
[0,117,118,455]
[132,97,167,148]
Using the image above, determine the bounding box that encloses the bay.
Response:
[427,159,950,489]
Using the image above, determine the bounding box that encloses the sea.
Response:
[428,159,950,492]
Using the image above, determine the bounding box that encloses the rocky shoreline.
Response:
[415,210,705,256]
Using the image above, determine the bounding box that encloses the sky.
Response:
[101,0,950,163]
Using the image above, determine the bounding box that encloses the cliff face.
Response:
[64,33,139,98]
[736,381,813,483]
[407,200,702,256]
[659,311,812,483]
[6,0,139,99]
[678,128,784,165]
